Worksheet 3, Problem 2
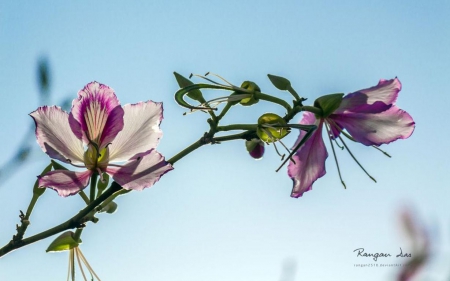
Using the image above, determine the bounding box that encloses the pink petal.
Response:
[69,82,124,148]
[330,106,415,146]
[30,106,85,164]
[39,170,92,197]
[108,101,163,162]
[288,112,328,198]
[106,149,173,191]
[336,78,401,114]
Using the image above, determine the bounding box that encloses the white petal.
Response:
[30,106,84,164]
[109,101,163,162]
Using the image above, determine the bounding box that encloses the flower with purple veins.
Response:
[30,82,173,197]
[288,78,415,198]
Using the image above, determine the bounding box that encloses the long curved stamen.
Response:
[327,118,354,140]
[261,128,285,160]
[190,73,252,93]
[372,145,392,158]
[75,248,88,281]
[77,248,102,281]
[325,123,346,188]
[327,118,391,158]
[330,133,344,150]
[190,73,229,87]
[205,72,234,86]
[337,134,377,183]
[200,94,252,108]
[68,249,74,281]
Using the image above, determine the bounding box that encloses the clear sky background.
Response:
[1,1,450,280]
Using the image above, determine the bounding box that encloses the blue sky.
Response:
[1,1,450,280]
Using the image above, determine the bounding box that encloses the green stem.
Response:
[217,102,233,121]
[167,139,204,165]
[301,105,322,115]
[256,92,292,112]
[24,195,40,220]
[89,173,98,203]
[287,85,302,102]
[79,191,90,205]
[217,124,257,132]
[96,189,130,212]
[213,132,251,142]
[73,228,83,243]
[0,182,122,258]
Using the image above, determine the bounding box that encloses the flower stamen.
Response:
[337,134,377,183]
[325,123,346,188]
[372,145,392,158]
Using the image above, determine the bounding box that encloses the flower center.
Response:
[83,144,109,170]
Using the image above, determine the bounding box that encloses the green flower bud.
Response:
[46,231,80,252]
[313,93,344,118]
[100,201,118,214]
[239,81,260,106]
[267,74,291,91]
[245,139,265,160]
[256,113,290,143]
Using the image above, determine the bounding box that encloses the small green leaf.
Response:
[267,74,291,90]
[33,162,53,196]
[46,231,80,252]
[173,72,204,102]
[314,93,344,117]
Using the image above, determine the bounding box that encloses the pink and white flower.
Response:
[30,82,173,197]
[288,78,415,198]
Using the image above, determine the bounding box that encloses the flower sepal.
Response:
[313,93,344,118]
[46,231,80,252]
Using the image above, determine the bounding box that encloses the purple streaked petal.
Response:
[288,113,328,198]
[109,101,163,162]
[30,106,85,164]
[330,106,415,146]
[336,78,401,114]
[39,170,92,197]
[106,149,173,191]
[69,82,124,148]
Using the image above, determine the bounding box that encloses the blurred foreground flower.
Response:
[397,208,430,281]
[288,78,415,197]
[30,82,173,196]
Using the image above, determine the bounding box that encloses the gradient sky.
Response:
[1,1,450,280]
